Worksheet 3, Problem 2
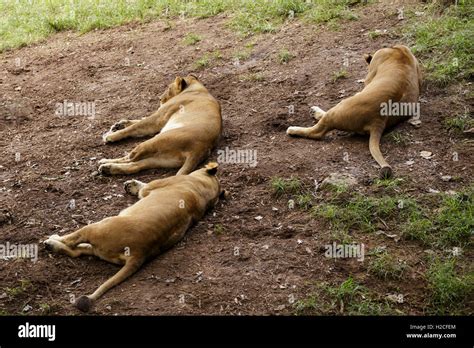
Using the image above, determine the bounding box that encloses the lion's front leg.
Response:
[123,179,146,197]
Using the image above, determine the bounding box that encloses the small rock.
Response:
[441,175,452,182]
[320,172,357,191]
[463,127,474,135]
[420,151,433,159]
[405,160,415,166]
[275,304,286,311]
[23,304,32,312]
[105,305,112,310]
[272,207,278,212]
[408,118,421,127]
[70,278,82,286]
[449,247,462,257]
[428,188,440,193]
[386,293,404,304]
[297,239,303,245]
[254,216,263,221]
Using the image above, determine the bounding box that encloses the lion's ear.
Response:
[205,162,218,175]
[175,76,187,91]
[364,53,372,64]
[188,73,199,80]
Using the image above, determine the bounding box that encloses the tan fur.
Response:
[287,45,422,178]
[44,163,222,312]
[98,75,222,176]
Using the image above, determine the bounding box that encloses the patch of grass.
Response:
[426,258,473,315]
[233,41,256,61]
[271,177,303,197]
[182,32,201,45]
[214,223,225,235]
[5,279,32,299]
[195,55,210,68]
[313,194,412,233]
[194,50,222,69]
[314,186,473,249]
[324,181,350,194]
[296,193,313,210]
[403,188,473,248]
[240,72,264,82]
[228,0,310,36]
[403,2,474,85]
[387,131,409,146]
[330,229,354,245]
[277,49,295,64]
[295,277,395,315]
[304,0,360,24]
[332,68,349,81]
[444,113,474,133]
[39,303,53,314]
[374,177,404,189]
[402,217,433,245]
[368,29,386,40]
[1,0,366,52]
[369,252,407,280]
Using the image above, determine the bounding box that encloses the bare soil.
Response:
[0,1,472,315]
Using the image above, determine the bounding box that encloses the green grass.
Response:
[295,277,395,315]
[444,113,474,133]
[0,0,365,52]
[386,131,409,146]
[194,50,222,69]
[426,258,473,315]
[313,194,415,233]
[240,72,265,82]
[182,32,202,45]
[368,29,386,40]
[368,252,407,280]
[233,41,255,61]
[403,188,473,248]
[39,303,53,314]
[4,279,32,299]
[332,68,349,81]
[270,177,303,197]
[374,177,404,189]
[304,0,360,24]
[277,49,295,64]
[313,186,473,249]
[296,193,313,210]
[330,229,354,245]
[214,223,225,235]
[403,2,474,85]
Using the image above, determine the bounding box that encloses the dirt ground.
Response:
[0,1,472,315]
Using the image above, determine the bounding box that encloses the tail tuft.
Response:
[380,166,393,179]
[75,295,93,313]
